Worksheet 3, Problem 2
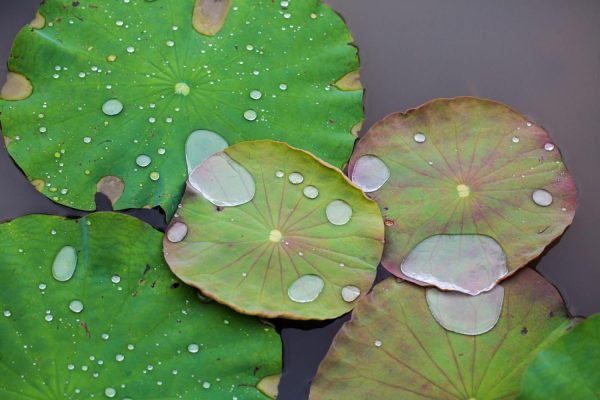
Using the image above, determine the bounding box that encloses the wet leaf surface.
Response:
[310,269,571,400]
[164,141,384,320]
[0,212,281,399]
[348,97,577,290]
[0,0,363,218]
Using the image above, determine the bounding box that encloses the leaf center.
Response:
[269,229,283,243]
[456,184,470,198]
[174,82,191,96]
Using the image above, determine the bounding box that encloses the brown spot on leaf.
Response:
[384,219,395,227]
[256,374,280,399]
[3,136,11,147]
[80,321,91,337]
[1,72,33,100]
[31,179,45,192]
[334,70,362,91]
[193,0,231,36]
[96,176,124,206]
[29,12,45,29]
[351,120,364,137]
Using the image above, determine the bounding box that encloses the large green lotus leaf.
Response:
[0,0,363,218]
[163,140,384,320]
[520,314,600,400]
[348,97,577,290]
[0,213,281,399]
[310,268,572,400]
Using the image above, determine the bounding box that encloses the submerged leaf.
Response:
[0,213,281,399]
[348,97,577,289]
[0,0,363,217]
[520,314,600,400]
[310,269,571,400]
[164,141,384,320]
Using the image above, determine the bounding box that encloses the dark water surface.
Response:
[1,1,599,399]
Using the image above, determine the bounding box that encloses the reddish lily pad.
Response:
[0,213,281,399]
[0,0,363,218]
[348,97,577,291]
[163,140,384,320]
[310,269,571,400]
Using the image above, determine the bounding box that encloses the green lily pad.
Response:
[0,0,363,218]
[520,314,600,400]
[310,269,572,400]
[0,213,281,399]
[348,97,577,292]
[163,140,384,320]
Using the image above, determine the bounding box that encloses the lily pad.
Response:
[310,268,572,400]
[163,140,384,320]
[0,213,281,399]
[0,0,363,218]
[520,314,600,400]
[348,97,577,290]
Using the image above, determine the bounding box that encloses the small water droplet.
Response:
[351,155,390,193]
[102,333,110,340]
[249,90,262,100]
[283,12,291,19]
[246,44,254,51]
[78,72,86,78]
[150,172,160,181]
[202,382,211,389]
[288,275,325,303]
[39,127,47,133]
[38,283,47,290]
[544,142,555,151]
[288,172,304,184]
[126,46,135,53]
[512,136,520,143]
[104,387,116,398]
[67,363,75,371]
[275,170,284,178]
[187,343,200,354]
[532,189,553,207]
[3,310,11,317]
[44,314,54,322]
[83,136,92,143]
[374,340,382,347]
[341,285,361,302]
[136,154,152,168]
[167,222,188,243]
[102,99,123,116]
[68,299,84,313]
[52,246,78,282]
[127,344,135,350]
[166,40,175,47]
[243,109,257,121]
[527,122,533,127]
[413,132,426,143]
[325,200,353,226]
[279,83,288,91]
[111,275,121,284]
[115,354,125,362]
[185,130,228,173]
[303,186,319,199]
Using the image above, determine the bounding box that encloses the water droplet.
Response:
[246,44,254,51]
[67,363,75,371]
[39,127,47,133]
[512,136,520,143]
[351,155,390,192]
[166,40,175,47]
[374,340,382,347]
[185,130,228,173]
[287,275,325,303]
[202,382,211,389]
[413,132,426,143]
[174,82,190,96]
[78,72,86,78]
[52,246,78,282]
[127,344,134,350]
[38,283,47,290]
[243,109,257,121]
[150,172,160,181]
[527,122,533,127]
[250,90,262,100]
[83,136,92,143]
[148,117,156,124]
[102,99,123,116]
[269,229,283,243]
[275,170,284,178]
[115,354,125,362]
[283,12,291,19]
[167,222,188,243]
[3,310,11,317]
[136,154,152,168]
[68,300,84,313]
[532,189,553,207]
[303,186,319,199]
[279,83,288,91]
[400,234,508,295]
[126,46,135,53]
[101,333,110,340]
[325,200,353,226]
[187,343,200,354]
[44,314,54,322]
[544,142,555,151]
[189,153,256,207]
[341,285,360,302]
[427,285,504,335]
[111,275,121,284]
[104,387,116,398]
[288,172,304,184]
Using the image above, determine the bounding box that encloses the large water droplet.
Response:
[104,387,116,398]
[187,343,200,354]
[189,153,256,207]
[426,285,504,335]
[532,189,553,207]
[288,275,325,303]
[288,172,304,184]
[185,130,229,173]
[326,200,353,226]
[249,90,262,100]
[302,186,319,199]
[351,155,390,192]
[52,246,78,282]
[341,285,360,302]
[167,221,188,243]
[413,132,426,143]
[69,299,84,313]
[400,234,508,295]
[136,154,152,168]
[243,109,257,121]
[102,99,123,116]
